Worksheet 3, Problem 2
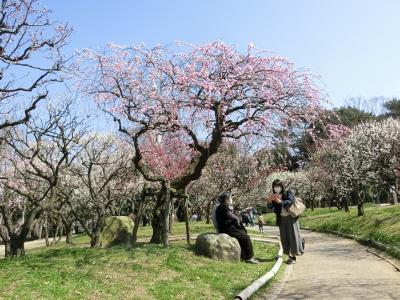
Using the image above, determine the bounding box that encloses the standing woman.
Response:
[267,179,304,264]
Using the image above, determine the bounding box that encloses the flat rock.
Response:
[195,233,241,262]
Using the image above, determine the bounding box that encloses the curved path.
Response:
[251,226,400,300]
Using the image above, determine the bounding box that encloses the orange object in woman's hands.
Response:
[266,194,274,203]
[272,193,281,203]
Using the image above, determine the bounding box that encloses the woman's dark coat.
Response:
[267,191,296,225]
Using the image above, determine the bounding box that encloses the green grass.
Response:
[263,204,400,249]
[0,222,279,300]
[136,221,215,240]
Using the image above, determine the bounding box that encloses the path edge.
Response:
[234,238,283,300]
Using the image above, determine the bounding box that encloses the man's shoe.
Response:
[245,258,259,264]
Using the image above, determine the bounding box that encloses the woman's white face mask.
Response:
[273,186,282,194]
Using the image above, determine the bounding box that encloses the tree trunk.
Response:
[38,220,43,239]
[391,184,398,205]
[163,181,171,248]
[44,218,50,247]
[184,196,190,245]
[168,205,173,233]
[131,189,146,246]
[0,226,11,257]
[66,225,73,244]
[344,200,350,213]
[357,190,365,216]
[150,182,170,245]
[357,202,364,216]
[205,200,212,224]
[9,236,25,257]
[90,229,101,248]
[50,226,60,246]
[4,240,11,257]
[131,209,143,246]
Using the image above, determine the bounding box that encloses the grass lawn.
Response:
[0,222,278,300]
[263,204,400,249]
[136,221,216,240]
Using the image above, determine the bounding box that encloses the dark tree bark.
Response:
[44,218,50,247]
[90,229,102,248]
[150,183,171,245]
[66,226,73,244]
[4,240,11,257]
[205,200,212,224]
[357,203,364,216]
[184,195,190,245]
[357,190,365,216]
[9,236,25,257]
[130,188,147,246]
[163,181,171,247]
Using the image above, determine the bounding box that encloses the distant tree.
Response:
[383,98,400,118]
[334,106,375,127]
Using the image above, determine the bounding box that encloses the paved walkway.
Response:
[250,226,400,300]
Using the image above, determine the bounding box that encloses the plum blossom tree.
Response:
[0,0,71,130]
[66,134,139,248]
[308,118,400,215]
[345,118,400,210]
[0,104,84,256]
[187,143,249,222]
[79,41,324,244]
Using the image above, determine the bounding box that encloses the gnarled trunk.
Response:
[44,218,50,247]
[357,203,364,216]
[131,188,147,246]
[9,236,25,257]
[344,200,350,213]
[205,200,212,224]
[4,240,11,257]
[90,229,102,248]
[150,182,171,245]
[184,196,190,245]
[66,226,73,244]
[357,191,365,216]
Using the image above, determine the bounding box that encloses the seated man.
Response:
[215,192,259,264]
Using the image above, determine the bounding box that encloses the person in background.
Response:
[216,192,259,264]
[267,179,304,265]
[257,215,264,233]
[249,209,255,227]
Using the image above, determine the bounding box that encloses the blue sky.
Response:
[43,0,400,107]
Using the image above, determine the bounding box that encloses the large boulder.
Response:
[100,216,134,248]
[195,233,241,262]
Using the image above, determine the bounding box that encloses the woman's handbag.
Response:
[288,197,306,218]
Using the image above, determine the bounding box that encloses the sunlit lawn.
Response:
[0,222,279,300]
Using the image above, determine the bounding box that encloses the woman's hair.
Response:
[218,192,231,204]
[272,179,285,193]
